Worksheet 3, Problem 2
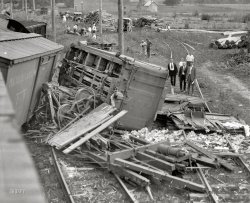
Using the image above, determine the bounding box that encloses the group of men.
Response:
[140,39,152,58]
[167,54,196,95]
[66,23,97,39]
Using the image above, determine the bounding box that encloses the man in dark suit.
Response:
[167,58,178,94]
[186,60,196,95]
[178,57,187,92]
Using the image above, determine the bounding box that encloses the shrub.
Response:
[201,14,211,21]
[193,10,199,17]
[243,14,250,23]
[184,23,189,29]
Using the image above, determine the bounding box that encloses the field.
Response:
[26,1,249,123]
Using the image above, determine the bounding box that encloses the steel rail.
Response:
[51,148,75,203]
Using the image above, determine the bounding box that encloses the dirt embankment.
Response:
[197,61,250,124]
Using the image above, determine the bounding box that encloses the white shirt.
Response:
[88,27,92,32]
[92,25,96,31]
[170,63,174,71]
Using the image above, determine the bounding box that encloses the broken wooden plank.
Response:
[49,103,116,149]
[191,154,219,169]
[108,141,170,163]
[110,164,150,187]
[135,152,176,173]
[63,110,127,154]
[113,173,139,203]
[145,150,177,164]
[224,135,250,175]
[186,140,234,171]
[196,163,219,203]
[115,158,206,192]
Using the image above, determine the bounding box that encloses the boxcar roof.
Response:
[0,32,63,64]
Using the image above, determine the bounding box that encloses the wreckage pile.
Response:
[134,16,157,27]
[84,10,115,27]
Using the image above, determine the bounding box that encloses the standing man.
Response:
[146,38,152,58]
[140,40,147,56]
[167,58,178,95]
[186,58,196,95]
[178,57,187,92]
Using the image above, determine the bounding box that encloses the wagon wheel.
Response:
[74,88,94,113]
[57,103,76,127]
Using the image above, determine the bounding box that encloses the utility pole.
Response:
[22,0,24,10]
[1,0,4,10]
[51,0,56,42]
[33,0,35,11]
[24,0,28,20]
[99,0,102,42]
[10,0,13,18]
[118,0,124,54]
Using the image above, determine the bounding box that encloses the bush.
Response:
[243,14,250,23]
[184,23,189,29]
[193,10,199,17]
[201,14,211,21]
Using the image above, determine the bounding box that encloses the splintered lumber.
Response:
[114,158,206,192]
[224,135,250,175]
[63,110,128,154]
[191,154,219,168]
[113,173,139,203]
[135,152,175,173]
[108,141,170,163]
[110,164,150,187]
[186,140,234,171]
[196,163,219,203]
[145,150,177,163]
[48,103,116,149]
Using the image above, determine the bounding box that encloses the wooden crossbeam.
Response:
[135,152,175,173]
[186,140,234,171]
[115,158,206,192]
[108,141,170,163]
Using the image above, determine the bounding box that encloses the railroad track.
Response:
[51,148,75,203]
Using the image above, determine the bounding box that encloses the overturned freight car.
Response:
[61,43,168,130]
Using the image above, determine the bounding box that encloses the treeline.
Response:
[5,0,74,9]
[182,0,250,4]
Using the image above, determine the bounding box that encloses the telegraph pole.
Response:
[24,0,28,20]
[33,0,35,11]
[10,0,13,18]
[1,0,4,10]
[51,0,56,42]
[99,0,103,42]
[118,0,124,54]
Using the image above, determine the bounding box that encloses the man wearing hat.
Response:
[167,58,178,95]
[186,55,196,95]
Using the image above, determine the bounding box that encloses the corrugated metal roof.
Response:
[0,32,64,63]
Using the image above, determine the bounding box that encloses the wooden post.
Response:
[1,0,4,10]
[51,0,56,42]
[118,0,124,54]
[10,0,13,18]
[32,0,35,11]
[99,0,103,42]
[24,0,28,20]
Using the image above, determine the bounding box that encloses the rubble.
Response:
[84,10,115,28]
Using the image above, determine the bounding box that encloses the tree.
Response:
[164,0,181,6]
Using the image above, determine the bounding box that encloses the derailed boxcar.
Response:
[62,43,168,130]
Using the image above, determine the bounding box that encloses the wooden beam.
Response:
[196,163,219,203]
[115,158,206,192]
[63,110,127,154]
[118,0,124,54]
[113,173,138,203]
[186,140,234,171]
[108,141,170,163]
[135,152,175,173]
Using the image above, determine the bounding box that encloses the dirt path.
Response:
[201,61,250,101]
[199,61,250,123]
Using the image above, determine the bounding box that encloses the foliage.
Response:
[193,10,199,17]
[164,0,181,6]
[243,13,250,23]
[201,14,211,21]
[184,22,189,29]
